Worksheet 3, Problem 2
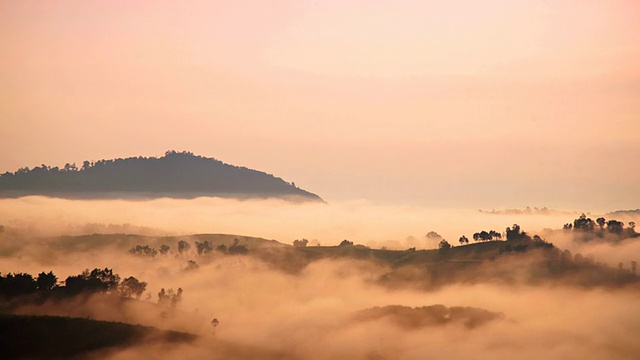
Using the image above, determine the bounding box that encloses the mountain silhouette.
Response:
[0,151,323,201]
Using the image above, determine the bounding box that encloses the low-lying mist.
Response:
[2,196,639,359]
[5,248,640,360]
[0,196,600,246]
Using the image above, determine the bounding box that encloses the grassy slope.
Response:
[0,314,196,359]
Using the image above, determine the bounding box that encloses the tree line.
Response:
[129,238,248,258]
[0,268,145,300]
[0,267,188,309]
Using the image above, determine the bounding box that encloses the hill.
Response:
[0,314,196,359]
[0,151,323,201]
[257,239,640,289]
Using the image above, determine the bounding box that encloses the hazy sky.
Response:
[1,0,639,210]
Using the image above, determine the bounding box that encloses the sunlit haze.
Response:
[1,0,639,209]
[2,4,640,359]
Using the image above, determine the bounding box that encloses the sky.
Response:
[1,0,639,211]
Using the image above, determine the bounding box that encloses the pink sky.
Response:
[1,0,639,210]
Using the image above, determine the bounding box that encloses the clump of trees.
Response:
[129,245,157,257]
[472,230,502,242]
[184,260,199,271]
[438,239,451,250]
[339,239,354,247]
[119,276,148,299]
[157,288,183,307]
[178,240,190,254]
[505,224,532,242]
[293,239,309,247]
[0,268,147,300]
[195,241,213,255]
[129,238,250,259]
[228,239,248,254]
[564,213,637,242]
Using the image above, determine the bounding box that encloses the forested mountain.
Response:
[0,151,323,201]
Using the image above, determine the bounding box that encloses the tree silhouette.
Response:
[171,288,183,307]
[129,245,157,257]
[606,220,624,234]
[0,273,38,297]
[119,276,147,299]
[178,240,190,254]
[159,245,170,255]
[438,239,451,250]
[293,239,309,247]
[228,238,248,254]
[573,214,595,232]
[185,260,199,271]
[339,239,354,247]
[36,271,57,290]
[458,235,469,245]
[195,241,212,255]
[65,268,120,295]
[211,318,219,334]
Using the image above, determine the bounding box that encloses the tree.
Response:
[159,245,170,255]
[478,231,492,241]
[426,231,442,240]
[178,240,190,254]
[211,318,219,334]
[36,271,57,290]
[158,288,171,306]
[293,239,309,247]
[438,239,451,250]
[596,217,606,229]
[65,268,120,295]
[339,239,354,247]
[606,220,624,234]
[0,273,37,297]
[505,224,531,241]
[185,260,199,271]
[119,276,147,299]
[228,238,248,254]
[573,214,595,232]
[129,245,157,257]
[216,244,228,253]
[195,241,212,255]
[171,288,183,307]
[458,235,469,245]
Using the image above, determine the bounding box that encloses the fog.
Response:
[0,196,590,247]
[2,197,640,359]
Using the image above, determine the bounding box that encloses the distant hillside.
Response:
[605,209,640,218]
[0,151,323,201]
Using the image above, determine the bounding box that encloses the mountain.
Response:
[0,151,323,201]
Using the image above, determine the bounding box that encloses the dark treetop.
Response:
[0,151,323,201]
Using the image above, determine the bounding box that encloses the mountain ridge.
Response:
[0,151,323,201]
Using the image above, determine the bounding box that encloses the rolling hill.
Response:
[0,151,323,201]
[0,314,196,359]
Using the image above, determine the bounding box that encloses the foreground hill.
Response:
[0,314,196,359]
[0,151,323,201]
